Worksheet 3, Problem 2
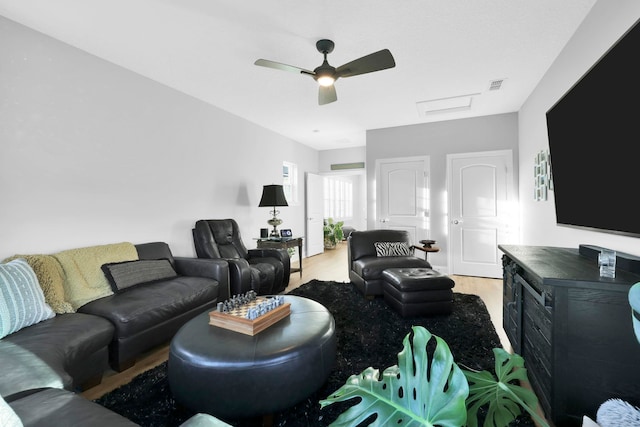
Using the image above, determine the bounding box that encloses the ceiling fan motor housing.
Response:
[316,39,335,54]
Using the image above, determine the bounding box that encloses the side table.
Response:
[412,245,440,261]
[256,237,303,277]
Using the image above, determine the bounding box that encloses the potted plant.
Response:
[320,326,549,427]
[324,218,344,250]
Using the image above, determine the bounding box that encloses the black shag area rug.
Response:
[95,280,534,426]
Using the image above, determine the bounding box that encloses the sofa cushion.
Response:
[10,388,138,427]
[0,394,22,427]
[352,256,432,280]
[102,259,177,292]
[0,313,114,398]
[78,276,219,337]
[0,259,56,339]
[374,241,412,257]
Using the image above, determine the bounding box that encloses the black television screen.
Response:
[546,18,640,237]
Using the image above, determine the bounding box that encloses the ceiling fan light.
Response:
[317,75,335,87]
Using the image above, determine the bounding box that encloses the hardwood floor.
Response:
[82,242,509,400]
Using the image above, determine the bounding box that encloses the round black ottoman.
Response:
[382,268,455,317]
[168,296,336,421]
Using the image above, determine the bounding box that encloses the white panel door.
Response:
[447,150,515,278]
[305,172,324,257]
[375,157,430,245]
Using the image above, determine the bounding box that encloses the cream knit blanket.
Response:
[53,242,138,310]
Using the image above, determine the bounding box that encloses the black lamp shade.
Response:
[259,185,288,207]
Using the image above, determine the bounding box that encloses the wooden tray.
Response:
[209,302,291,336]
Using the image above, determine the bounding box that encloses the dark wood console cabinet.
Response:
[499,245,640,427]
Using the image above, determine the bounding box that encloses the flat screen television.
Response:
[545,18,640,237]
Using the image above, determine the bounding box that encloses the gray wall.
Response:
[366,113,519,271]
[0,16,318,259]
[518,0,640,256]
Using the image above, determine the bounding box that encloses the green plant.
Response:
[320,326,549,427]
[463,348,548,427]
[324,218,344,248]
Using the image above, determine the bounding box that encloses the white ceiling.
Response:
[0,0,597,150]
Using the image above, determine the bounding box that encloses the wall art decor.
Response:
[534,149,553,201]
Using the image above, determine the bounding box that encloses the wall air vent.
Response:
[331,162,365,170]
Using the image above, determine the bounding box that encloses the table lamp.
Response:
[259,184,288,237]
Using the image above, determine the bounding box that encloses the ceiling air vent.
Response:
[488,79,505,91]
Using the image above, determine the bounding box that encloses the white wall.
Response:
[518,0,640,256]
[0,16,318,260]
[366,113,519,271]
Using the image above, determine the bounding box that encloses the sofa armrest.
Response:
[173,258,230,301]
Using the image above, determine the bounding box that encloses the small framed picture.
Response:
[280,229,292,238]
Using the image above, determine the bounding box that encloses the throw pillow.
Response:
[374,241,413,257]
[3,254,73,314]
[102,259,177,292]
[0,258,56,339]
[0,394,23,427]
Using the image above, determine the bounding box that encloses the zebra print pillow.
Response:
[374,241,412,257]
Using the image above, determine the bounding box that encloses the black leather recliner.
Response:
[348,229,432,298]
[193,219,290,296]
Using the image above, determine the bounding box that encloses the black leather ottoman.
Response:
[382,268,455,317]
[168,296,336,421]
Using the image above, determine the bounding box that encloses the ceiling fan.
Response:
[254,39,395,105]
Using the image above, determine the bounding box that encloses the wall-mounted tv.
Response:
[545,18,640,237]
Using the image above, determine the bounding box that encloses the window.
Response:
[323,176,353,220]
[282,162,298,205]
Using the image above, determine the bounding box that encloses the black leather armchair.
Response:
[348,229,432,298]
[193,219,290,296]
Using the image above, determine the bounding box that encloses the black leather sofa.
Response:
[79,242,229,371]
[348,229,433,298]
[193,219,290,296]
[1,241,230,426]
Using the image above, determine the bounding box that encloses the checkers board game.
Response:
[209,295,291,336]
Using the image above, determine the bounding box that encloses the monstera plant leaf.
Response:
[462,348,549,427]
[320,326,469,427]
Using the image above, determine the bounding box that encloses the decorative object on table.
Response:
[209,292,290,336]
[259,228,268,238]
[280,229,292,238]
[323,218,344,249]
[533,149,553,201]
[420,239,436,248]
[258,184,288,237]
[598,248,616,278]
[320,326,548,427]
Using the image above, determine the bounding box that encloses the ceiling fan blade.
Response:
[254,59,314,75]
[319,84,337,105]
[335,49,395,78]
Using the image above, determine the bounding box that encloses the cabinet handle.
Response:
[516,274,549,307]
